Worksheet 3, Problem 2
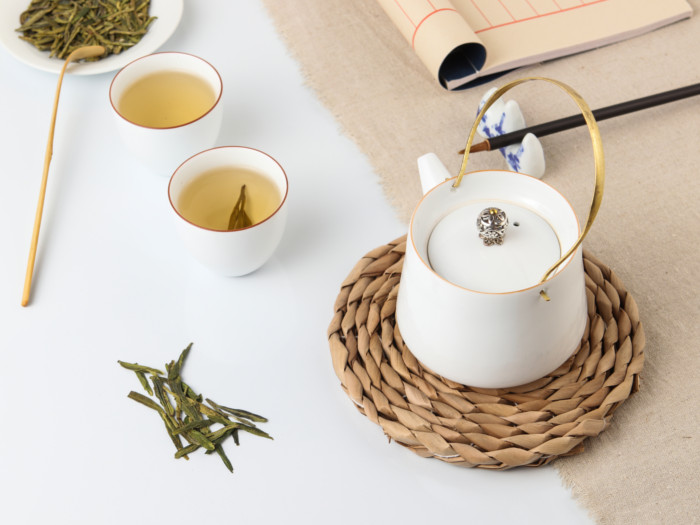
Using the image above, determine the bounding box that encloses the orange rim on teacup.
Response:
[109,51,223,129]
[167,146,289,276]
[108,52,224,175]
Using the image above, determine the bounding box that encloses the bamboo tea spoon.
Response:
[21,45,105,307]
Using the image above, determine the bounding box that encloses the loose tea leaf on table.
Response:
[16,0,156,60]
[118,343,271,473]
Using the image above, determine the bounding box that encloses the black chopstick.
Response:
[463,82,700,153]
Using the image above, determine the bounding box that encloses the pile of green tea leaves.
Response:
[119,343,272,473]
[16,0,156,60]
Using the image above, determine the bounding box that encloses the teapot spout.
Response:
[417,153,452,195]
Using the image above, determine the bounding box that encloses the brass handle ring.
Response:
[453,76,605,286]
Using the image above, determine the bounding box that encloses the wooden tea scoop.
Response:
[21,45,105,307]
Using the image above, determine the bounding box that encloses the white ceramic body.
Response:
[109,52,223,176]
[396,169,588,388]
[168,146,288,276]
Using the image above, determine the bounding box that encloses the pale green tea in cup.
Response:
[177,166,282,231]
[117,70,217,128]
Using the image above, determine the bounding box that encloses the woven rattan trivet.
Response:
[328,235,645,469]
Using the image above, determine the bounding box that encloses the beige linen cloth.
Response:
[260,1,700,522]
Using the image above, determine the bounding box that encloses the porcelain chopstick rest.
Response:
[477,87,545,178]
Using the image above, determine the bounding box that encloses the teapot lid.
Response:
[427,200,562,293]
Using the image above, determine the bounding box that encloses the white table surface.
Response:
[0,2,593,523]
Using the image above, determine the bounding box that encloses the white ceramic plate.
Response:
[0,0,183,75]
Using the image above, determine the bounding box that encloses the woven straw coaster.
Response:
[328,236,645,469]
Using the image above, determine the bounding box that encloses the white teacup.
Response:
[168,146,289,276]
[109,52,223,176]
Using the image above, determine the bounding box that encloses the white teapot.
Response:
[395,77,605,389]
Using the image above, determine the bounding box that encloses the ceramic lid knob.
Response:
[427,201,562,293]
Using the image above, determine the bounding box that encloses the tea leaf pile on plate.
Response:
[119,343,272,473]
[17,0,156,60]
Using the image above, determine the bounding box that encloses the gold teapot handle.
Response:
[454,76,605,290]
